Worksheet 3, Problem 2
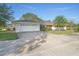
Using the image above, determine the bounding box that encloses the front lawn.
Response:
[47,30,74,35]
[0,31,17,41]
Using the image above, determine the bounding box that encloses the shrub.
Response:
[75,24,79,32]
[40,25,47,31]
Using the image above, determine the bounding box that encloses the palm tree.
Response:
[0,4,14,27]
[53,16,68,27]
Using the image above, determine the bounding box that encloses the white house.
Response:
[12,22,40,32]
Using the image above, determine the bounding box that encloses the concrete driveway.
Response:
[25,33,79,56]
[0,32,79,56]
[0,31,46,56]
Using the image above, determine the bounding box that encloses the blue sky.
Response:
[7,3,79,23]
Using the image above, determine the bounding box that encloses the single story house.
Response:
[42,21,67,31]
[12,21,67,32]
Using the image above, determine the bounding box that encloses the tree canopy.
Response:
[53,16,68,27]
[0,4,14,27]
[19,13,42,22]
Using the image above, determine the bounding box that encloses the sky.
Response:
[6,3,79,23]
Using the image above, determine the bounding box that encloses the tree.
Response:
[67,20,76,30]
[53,16,68,27]
[19,13,42,22]
[0,4,14,27]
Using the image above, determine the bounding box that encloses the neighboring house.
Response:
[42,21,67,31]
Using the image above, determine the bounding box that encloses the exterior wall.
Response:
[51,27,56,30]
[51,26,67,30]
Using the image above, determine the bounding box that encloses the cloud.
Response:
[69,17,77,19]
[55,7,72,10]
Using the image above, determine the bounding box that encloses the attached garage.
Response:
[13,22,40,32]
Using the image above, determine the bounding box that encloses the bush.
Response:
[40,25,47,31]
[6,28,11,31]
[75,24,79,32]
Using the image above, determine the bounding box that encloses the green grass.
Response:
[47,30,74,35]
[0,31,17,41]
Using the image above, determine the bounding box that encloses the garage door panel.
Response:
[15,25,40,32]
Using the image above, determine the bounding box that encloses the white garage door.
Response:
[15,25,40,32]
